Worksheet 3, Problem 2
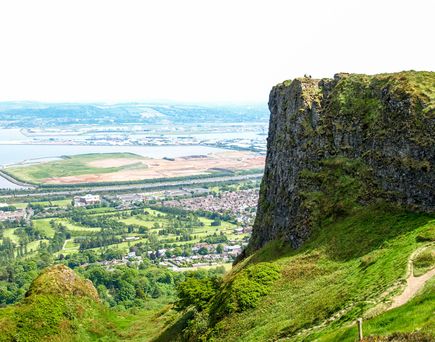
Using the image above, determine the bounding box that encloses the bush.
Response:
[176,277,221,312]
[416,226,435,242]
[211,220,221,227]
[414,251,435,268]
[210,263,280,322]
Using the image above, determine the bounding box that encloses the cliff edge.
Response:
[248,71,434,254]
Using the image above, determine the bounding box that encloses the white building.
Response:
[73,194,101,207]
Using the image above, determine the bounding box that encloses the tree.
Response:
[216,244,224,254]
[176,277,221,311]
[198,247,208,255]
[115,280,136,302]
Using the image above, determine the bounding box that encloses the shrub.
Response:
[414,250,435,268]
[210,263,280,323]
[416,225,435,242]
[176,277,221,312]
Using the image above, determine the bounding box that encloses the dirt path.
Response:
[289,244,434,340]
[389,245,435,309]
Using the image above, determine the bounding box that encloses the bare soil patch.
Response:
[43,151,265,184]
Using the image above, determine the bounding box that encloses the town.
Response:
[165,188,258,227]
[0,180,260,271]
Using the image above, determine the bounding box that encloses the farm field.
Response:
[5,152,148,184]
[4,151,264,185]
[32,219,56,237]
[2,228,20,244]
[1,228,48,256]
[29,199,72,207]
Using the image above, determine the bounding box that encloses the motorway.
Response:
[0,173,263,199]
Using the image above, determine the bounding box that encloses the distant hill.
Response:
[0,102,269,128]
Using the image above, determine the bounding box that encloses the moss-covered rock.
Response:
[25,264,99,301]
[0,265,111,342]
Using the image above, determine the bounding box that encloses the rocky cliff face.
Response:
[247,71,434,253]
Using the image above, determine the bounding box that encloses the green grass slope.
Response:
[316,279,434,341]
[165,205,434,341]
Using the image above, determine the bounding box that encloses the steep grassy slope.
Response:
[166,205,434,341]
[153,71,435,341]
[316,279,434,341]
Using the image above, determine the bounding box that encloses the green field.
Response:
[25,240,49,255]
[30,199,72,207]
[57,219,102,233]
[5,152,148,184]
[1,227,49,257]
[32,219,56,238]
[1,228,20,244]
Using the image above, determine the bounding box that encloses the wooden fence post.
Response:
[357,317,363,341]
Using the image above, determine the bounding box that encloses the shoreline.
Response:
[0,170,35,189]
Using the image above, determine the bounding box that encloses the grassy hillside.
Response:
[5,153,147,184]
[0,206,433,342]
[0,264,183,342]
[316,279,434,341]
[165,205,434,341]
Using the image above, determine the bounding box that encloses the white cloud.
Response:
[0,0,433,103]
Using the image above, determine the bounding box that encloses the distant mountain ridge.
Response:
[0,102,269,128]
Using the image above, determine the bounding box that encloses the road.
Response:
[0,173,263,199]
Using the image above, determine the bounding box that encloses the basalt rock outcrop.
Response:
[247,71,435,254]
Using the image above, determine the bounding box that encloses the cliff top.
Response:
[275,70,434,114]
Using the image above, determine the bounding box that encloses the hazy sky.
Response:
[0,0,433,103]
